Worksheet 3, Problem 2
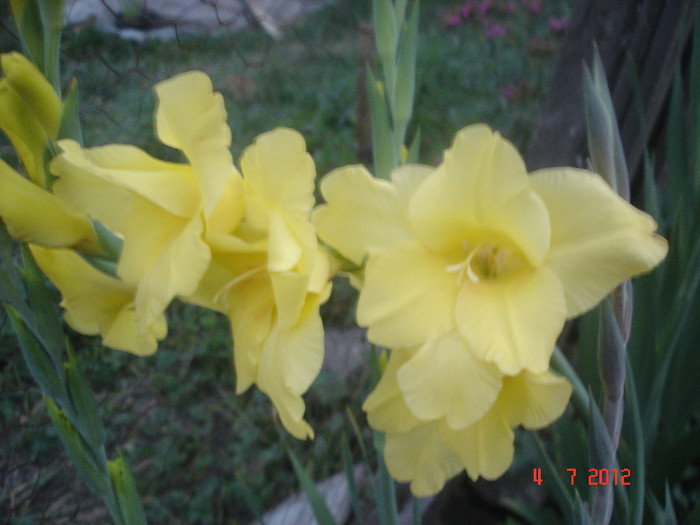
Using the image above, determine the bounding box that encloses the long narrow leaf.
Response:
[690,4,700,191]
[57,78,83,144]
[625,358,645,525]
[45,396,111,498]
[108,455,148,525]
[21,244,65,370]
[572,491,595,525]
[6,305,65,402]
[373,431,399,525]
[393,0,419,147]
[530,431,574,514]
[367,67,397,179]
[588,391,617,525]
[340,433,363,524]
[287,447,337,525]
[64,340,105,447]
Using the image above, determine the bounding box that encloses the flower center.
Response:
[446,241,511,285]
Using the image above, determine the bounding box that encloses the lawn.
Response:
[0,0,573,522]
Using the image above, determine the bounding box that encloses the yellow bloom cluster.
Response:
[0,57,330,439]
[313,125,668,495]
[0,52,669,488]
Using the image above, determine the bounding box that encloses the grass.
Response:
[0,0,572,522]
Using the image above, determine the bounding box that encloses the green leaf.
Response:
[666,68,689,229]
[582,49,630,201]
[45,396,111,497]
[92,220,124,262]
[690,4,700,191]
[587,391,618,525]
[14,0,45,74]
[500,497,562,525]
[373,430,399,525]
[57,78,84,144]
[412,497,421,525]
[20,244,65,369]
[340,433,363,524]
[373,0,397,101]
[642,153,662,227]
[394,0,408,31]
[405,127,421,164]
[6,305,65,402]
[530,431,574,514]
[367,67,397,179]
[572,492,594,525]
[551,347,590,417]
[393,0,419,145]
[596,298,626,447]
[38,0,64,93]
[0,264,29,319]
[64,341,105,448]
[108,455,148,525]
[287,447,337,525]
[624,358,645,525]
[661,484,678,525]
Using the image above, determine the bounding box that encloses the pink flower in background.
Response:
[446,13,462,28]
[477,0,492,17]
[522,0,541,15]
[484,22,507,39]
[500,84,516,100]
[548,16,570,34]
[460,1,475,20]
[506,1,516,13]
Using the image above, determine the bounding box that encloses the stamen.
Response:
[446,241,510,285]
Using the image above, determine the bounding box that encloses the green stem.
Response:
[551,346,590,417]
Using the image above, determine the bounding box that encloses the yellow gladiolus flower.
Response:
[0,158,99,252]
[191,128,332,440]
[51,71,244,334]
[363,347,572,496]
[31,246,167,356]
[0,52,100,252]
[0,52,61,186]
[314,124,668,375]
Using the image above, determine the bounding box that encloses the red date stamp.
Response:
[533,467,631,486]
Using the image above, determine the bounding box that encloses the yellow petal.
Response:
[530,168,668,317]
[118,200,210,330]
[456,265,566,374]
[51,141,133,233]
[52,140,199,218]
[307,245,332,295]
[0,78,50,185]
[0,159,99,251]
[397,332,502,429]
[268,210,302,272]
[313,164,431,265]
[1,52,60,136]
[241,128,315,228]
[498,370,572,429]
[270,271,309,329]
[439,407,514,481]
[31,246,166,356]
[154,71,237,217]
[206,174,245,236]
[227,276,275,393]
[256,284,330,440]
[409,125,551,265]
[357,240,458,348]
[181,257,234,312]
[384,422,464,497]
[363,349,422,434]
